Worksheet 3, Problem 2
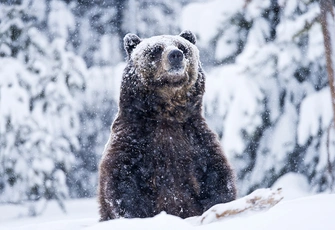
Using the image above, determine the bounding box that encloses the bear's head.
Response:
[123,31,200,90]
[121,31,204,122]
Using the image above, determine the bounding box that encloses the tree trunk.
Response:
[320,0,335,123]
[320,0,335,189]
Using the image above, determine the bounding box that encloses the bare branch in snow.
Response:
[187,188,283,226]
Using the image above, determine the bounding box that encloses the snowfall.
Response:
[1,173,334,230]
[1,0,335,229]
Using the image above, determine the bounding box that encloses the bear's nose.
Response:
[168,49,184,66]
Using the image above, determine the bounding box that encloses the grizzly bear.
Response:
[98,31,236,221]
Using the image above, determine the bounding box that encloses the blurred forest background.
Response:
[1,0,335,215]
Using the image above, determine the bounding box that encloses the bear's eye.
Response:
[149,45,163,60]
[178,44,188,55]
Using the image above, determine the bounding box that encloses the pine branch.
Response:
[292,16,319,40]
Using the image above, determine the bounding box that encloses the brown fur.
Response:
[98,31,236,221]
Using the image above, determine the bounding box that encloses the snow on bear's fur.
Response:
[98,31,236,221]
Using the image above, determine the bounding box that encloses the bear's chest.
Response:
[119,121,204,205]
[142,123,201,185]
[148,122,195,163]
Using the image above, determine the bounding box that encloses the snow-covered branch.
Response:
[187,188,283,225]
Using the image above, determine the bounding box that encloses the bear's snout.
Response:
[168,49,184,68]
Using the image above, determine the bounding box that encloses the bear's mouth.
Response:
[156,72,188,87]
[169,64,185,73]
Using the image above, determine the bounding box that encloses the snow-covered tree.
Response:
[183,0,335,195]
[67,65,123,198]
[123,0,182,37]
[0,0,87,213]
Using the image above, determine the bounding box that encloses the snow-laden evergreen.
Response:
[182,0,335,195]
[0,0,87,210]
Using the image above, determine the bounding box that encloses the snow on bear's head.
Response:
[123,31,200,89]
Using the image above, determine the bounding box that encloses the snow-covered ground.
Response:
[1,173,334,230]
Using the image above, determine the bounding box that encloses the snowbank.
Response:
[2,192,335,230]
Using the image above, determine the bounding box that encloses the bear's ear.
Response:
[124,33,142,57]
[179,30,196,45]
